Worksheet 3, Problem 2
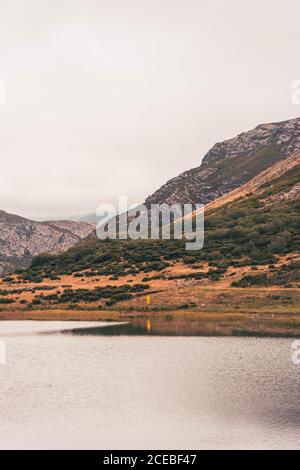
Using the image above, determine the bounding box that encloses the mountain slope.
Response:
[146,118,300,206]
[0,211,94,275]
[15,150,300,290]
[200,151,300,212]
[46,220,95,239]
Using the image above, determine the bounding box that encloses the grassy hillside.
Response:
[10,160,299,290]
[0,156,299,337]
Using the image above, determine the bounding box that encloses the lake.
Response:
[0,320,299,449]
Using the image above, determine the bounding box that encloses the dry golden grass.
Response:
[0,258,299,337]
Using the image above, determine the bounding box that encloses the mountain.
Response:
[46,220,95,238]
[15,149,300,290]
[0,211,94,275]
[145,117,300,206]
[75,212,102,224]
[1,121,299,338]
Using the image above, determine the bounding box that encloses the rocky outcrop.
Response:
[145,118,300,206]
[0,211,94,274]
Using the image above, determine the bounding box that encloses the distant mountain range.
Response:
[74,212,103,224]
[0,211,94,274]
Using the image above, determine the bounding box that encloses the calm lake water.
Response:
[0,320,299,450]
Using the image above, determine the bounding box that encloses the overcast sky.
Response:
[0,0,300,220]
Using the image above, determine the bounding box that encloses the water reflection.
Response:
[62,319,214,337]
[61,316,300,338]
[63,321,151,336]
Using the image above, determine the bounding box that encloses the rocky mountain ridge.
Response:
[0,210,94,274]
[145,117,300,206]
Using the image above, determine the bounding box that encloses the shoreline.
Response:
[1,307,300,338]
